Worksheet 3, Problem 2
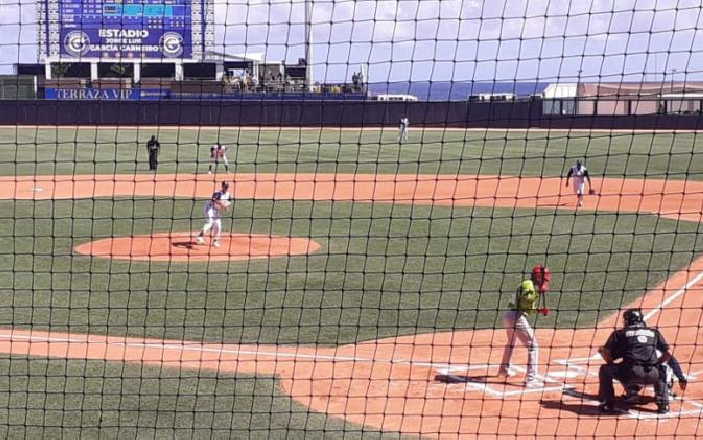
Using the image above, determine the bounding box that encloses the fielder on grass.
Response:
[498,264,551,388]
[195,181,231,248]
[146,135,160,171]
[209,144,230,174]
[398,116,409,143]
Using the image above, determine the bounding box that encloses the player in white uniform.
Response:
[398,116,409,143]
[208,144,230,174]
[195,181,231,247]
[565,160,592,207]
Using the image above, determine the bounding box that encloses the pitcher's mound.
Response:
[74,232,321,262]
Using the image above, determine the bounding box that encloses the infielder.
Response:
[398,116,409,143]
[195,181,231,248]
[498,264,551,387]
[564,160,592,207]
[208,144,230,174]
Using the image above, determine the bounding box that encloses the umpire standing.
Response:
[598,309,671,414]
[147,135,160,171]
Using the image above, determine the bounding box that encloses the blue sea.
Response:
[367,81,550,101]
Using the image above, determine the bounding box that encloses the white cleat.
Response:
[212,240,221,248]
[196,236,205,245]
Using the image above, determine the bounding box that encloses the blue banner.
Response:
[45,88,170,100]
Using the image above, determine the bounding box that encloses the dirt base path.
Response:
[5,173,703,222]
[1,172,702,438]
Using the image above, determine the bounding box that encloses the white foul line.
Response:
[0,264,700,403]
[0,332,577,398]
[561,266,703,364]
[0,332,460,370]
[643,268,703,321]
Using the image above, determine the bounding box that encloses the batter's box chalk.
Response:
[546,369,582,379]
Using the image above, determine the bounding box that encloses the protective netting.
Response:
[0,0,702,438]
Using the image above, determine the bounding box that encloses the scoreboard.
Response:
[39,0,213,60]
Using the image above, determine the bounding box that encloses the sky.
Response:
[1,0,702,83]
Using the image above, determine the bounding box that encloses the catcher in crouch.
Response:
[597,309,672,414]
[195,181,231,248]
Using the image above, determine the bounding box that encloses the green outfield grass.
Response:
[2,127,703,178]
[1,198,701,344]
[0,127,702,438]
[0,358,368,440]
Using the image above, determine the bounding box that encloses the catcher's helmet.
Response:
[623,308,645,326]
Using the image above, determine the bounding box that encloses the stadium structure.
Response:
[1,2,703,438]
[11,0,368,101]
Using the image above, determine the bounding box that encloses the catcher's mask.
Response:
[623,308,645,327]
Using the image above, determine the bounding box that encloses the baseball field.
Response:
[0,126,702,438]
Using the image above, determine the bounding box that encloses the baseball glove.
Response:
[588,189,597,195]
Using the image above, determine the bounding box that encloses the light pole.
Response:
[576,70,582,115]
[305,0,314,92]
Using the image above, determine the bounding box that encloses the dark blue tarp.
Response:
[0,99,701,130]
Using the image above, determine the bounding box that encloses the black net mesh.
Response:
[0,0,701,438]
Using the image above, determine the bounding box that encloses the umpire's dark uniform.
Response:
[147,136,160,171]
[598,309,671,413]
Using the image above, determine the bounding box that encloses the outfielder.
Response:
[498,264,551,387]
[398,116,409,143]
[208,144,230,174]
[564,160,592,207]
[195,181,231,248]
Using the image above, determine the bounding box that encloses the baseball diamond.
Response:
[5,0,703,437]
[0,126,702,438]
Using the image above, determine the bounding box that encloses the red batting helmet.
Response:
[532,264,552,289]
